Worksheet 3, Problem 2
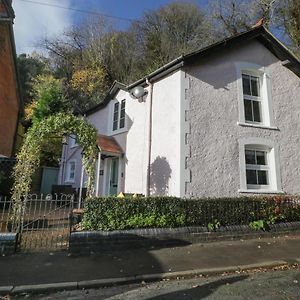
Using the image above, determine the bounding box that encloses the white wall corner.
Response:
[180,71,191,197]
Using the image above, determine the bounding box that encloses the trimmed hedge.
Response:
[82,196,300,231]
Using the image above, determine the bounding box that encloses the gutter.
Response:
[128,55,184,89]
[0,17,13,22]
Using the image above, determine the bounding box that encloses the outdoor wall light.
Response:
[130,85,148,100]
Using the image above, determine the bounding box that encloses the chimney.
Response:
[252,17,265,28]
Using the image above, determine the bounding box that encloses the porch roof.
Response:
[96,134,123,155]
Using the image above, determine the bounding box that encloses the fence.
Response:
[0,194,75,252]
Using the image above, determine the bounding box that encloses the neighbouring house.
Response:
[59,25,300,199]
[0,0,21,158]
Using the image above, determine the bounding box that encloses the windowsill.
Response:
[65,180,75,184]
[238,189,284,194]
[237,122,279,131]
[110,127,128,136]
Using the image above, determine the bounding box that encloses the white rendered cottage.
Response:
[58,25,300,200]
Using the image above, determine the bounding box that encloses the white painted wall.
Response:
[122,89,148,194]
[150,70,182,196]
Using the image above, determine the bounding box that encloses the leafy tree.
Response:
[17,52,49,106]
[29,75,70,122]
[23,75,71,167]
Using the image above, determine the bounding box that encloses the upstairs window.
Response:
[113,102,119,131]
[112,100,126,132]
[120,100,126,129]
[236,62,276,129]
[242,74,262,123]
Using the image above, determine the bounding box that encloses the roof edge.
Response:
[85,81,127,116]
[86,25,300,116]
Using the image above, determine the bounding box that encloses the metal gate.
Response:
[0,194,75,252]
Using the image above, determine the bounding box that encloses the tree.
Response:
[131,2,216,73]
[26,74,70,122]
[209,0,252,36]
[17,53,49,106]
[209,0,299,56]
[279,0,300,56]
[24,75,71,167]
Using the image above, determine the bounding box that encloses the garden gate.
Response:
[0,194,75,252]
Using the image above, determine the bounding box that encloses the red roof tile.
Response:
[96,135,123,154]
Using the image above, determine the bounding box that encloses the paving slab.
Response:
[0,234,299,293]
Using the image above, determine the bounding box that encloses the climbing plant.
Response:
[11,113,98,228]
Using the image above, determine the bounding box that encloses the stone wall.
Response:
[0,233,17,255]
[69,222,300,255]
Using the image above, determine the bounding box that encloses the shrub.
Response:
[81,195,300,231]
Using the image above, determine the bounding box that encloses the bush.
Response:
[82,195,300,231]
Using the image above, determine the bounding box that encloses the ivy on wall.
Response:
[11,113,98,227]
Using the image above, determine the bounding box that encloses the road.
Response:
[14,267,300,300]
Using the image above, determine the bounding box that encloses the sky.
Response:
[13,0,208,54]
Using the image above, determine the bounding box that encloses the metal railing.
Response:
[0,194,75,252]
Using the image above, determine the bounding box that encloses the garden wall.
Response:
[0,233,17,255]
[69,222,300,255]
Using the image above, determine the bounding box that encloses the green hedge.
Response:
[82,196,300,231]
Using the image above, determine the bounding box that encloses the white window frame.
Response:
[109,99,127,135]
[235,62,276,129]
[238,137,283,194]
[69,134,78,148]
[65,160,76,183]
[245,147,269,190]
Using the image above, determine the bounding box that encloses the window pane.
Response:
[246,170,257,185]
[252,100,261,122]
[251,76,260,97]
[245,150,256,164]
[242,74,251,95]
[120,118,125,129]
[119,100,126,129]
[113,102,119,131]
[244,99,253,121]
[256,151,266,165]
[257,170,268,185]
[113,121,118,131]
[121,100,125,110]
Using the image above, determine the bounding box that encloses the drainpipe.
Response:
[146,78,154,197]
[95,150,101,196]
[78,162,84,209]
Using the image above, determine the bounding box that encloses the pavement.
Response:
[1,234,300,295]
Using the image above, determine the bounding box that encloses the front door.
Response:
[109,158,119,195]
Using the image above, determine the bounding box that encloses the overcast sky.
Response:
[13,0,73,54]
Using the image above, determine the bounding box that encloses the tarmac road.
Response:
[14,267,300,300]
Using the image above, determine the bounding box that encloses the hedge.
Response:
[81,196,300,231]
